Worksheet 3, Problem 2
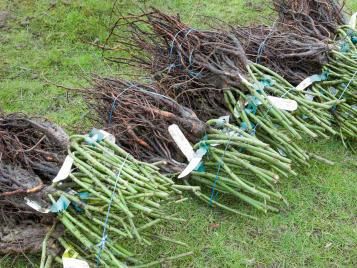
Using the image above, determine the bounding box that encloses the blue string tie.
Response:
[96,155,128,267]
[208,79,295,203]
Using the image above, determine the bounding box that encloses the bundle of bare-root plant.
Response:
[104,9,249,121]
[106,9,344,165]
[0,163,61,255]
[230,1,348,85]
[232,24,331,85]
[233,3,356,140]
[273,0,348,40]
[0,112,68,179]
[301,39,357,140]
[38,134,196,267]
[83,77,206,172]
[0,112,68,254]
[268,3,357,140]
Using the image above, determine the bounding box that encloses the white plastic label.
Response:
[53,155,74,183]
[178,148,207,178]
[267,96,298,111]
[63,258,89,268]
[216,115,230,127]
[168,124,195,161]
[25,198,50,213]
[350,12,357,29]
[296,76,315,91]
[99,129,116,143]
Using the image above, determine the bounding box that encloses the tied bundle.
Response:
[230,1,350,86]
[0,112,68,179]
[300,26,357,140]
[44,135,195,267]
[83,77,206,172]
[183,119,295,218]
[0,113,68,254]
[271,2,357,140]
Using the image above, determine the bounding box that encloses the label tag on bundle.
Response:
[99,129,116,143]
[63,247,89,268]
[168,124,195,161]
[63,258,89,268]
[267,96,298,111]
[85,128,116,144]
[215,115,230,127]
[296,75,321,91]
[350,12,357,29]
[178,147,207,178]
[53,155,74,183]
[296,72,329,91]
[25,198,51,213]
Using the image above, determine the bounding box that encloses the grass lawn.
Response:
[0,0,356,267]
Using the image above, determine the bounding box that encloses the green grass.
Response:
[0,0,356,267]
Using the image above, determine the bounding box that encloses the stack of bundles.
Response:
[84,77,206,172]
[0,113,68,254]
[83,77,299,216]
[107,10,343,165]
[43,135,194,267]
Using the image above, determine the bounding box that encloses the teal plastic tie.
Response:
[352,36,357,44]
[72,192,90,212]
[85,129,105,145]
[260,76,275,88]
[340,42,350,52]
[240,122,248,131]
[50,195,70,213]
[192,136,209,173]
[199,134,209,151]
[79,192,90,200]
[195,163,206,172]
[244,95,261,114]
[346,29,357,44]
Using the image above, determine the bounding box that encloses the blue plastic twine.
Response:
[256,21,277,64]
[96,155,128,267]
[209,84,295,202]
[338,70,357,100]
[108,84,135,124]
[209,134,233,205]
[168,28,198,75]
